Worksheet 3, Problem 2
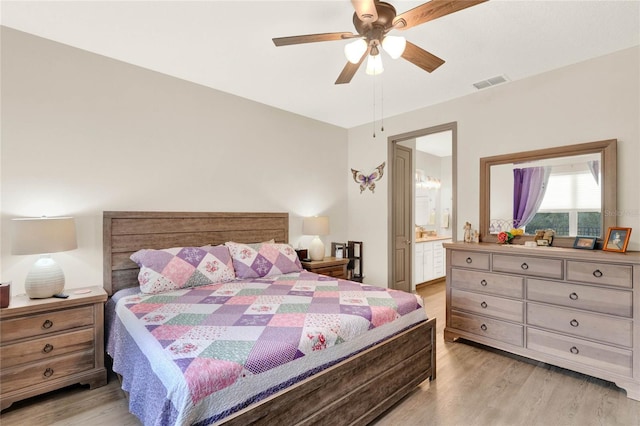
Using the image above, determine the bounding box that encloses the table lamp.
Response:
[303,216,329,261]
[11,217,78,299]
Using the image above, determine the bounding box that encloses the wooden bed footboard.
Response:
[220,317,436,426]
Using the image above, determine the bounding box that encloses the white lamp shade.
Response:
[365,54,384,75]
[344,39,368,64]
[302,216,329,236]
[382,35,406,59]
[12,217,77,255]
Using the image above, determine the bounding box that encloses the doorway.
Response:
[388,123,457,292]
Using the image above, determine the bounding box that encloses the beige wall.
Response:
[348,46,640,286]
[0,27,349,295]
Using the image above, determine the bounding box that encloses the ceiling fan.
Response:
[273,0,487,84]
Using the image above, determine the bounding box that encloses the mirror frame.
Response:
[479,139,617,248]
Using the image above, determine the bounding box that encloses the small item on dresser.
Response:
[0,282,10,308]
[52,293,69,298]
[472,230,480,243]
[463,222,472,243]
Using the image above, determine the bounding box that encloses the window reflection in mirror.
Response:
[490,153,601,237]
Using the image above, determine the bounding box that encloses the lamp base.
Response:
[25,255,65,299]
[309,236,325,261]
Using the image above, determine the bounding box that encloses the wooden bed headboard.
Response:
[103,211,289,295]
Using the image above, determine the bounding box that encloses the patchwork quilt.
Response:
[107,271,427,425]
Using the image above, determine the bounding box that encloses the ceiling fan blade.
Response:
[351,0,378,23]
[401,41,445,73]
[393,0,488,30]
[335,46,369,84]
[273,32,357,47]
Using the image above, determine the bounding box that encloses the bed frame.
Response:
[103,211,436,425]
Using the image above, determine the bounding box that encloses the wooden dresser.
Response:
[444,242,640,400]
[0,286,108,410]
[301,257,349,279]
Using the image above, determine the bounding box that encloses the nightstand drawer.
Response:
[0,349,95,394]
[0,328,94,368]
[0,305,94,343]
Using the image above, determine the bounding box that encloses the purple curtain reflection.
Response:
[513,167,551,229]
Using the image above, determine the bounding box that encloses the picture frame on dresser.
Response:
[603,227,632,252]
[573,236,597,250]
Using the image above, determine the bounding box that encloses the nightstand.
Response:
[0,286,108,410]
[301,257,349,279]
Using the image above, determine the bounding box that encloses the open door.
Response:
[389,122,457,292]
[391,143,412,292]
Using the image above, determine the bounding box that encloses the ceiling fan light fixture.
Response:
[381,35,406,59]
[365,53,384,76]
[344,39,368,64]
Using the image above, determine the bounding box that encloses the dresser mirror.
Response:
[479,139,617,247]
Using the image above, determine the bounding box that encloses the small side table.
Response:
[0,286,108,410]
[301,257,349,279]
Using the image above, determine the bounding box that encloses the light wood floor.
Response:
[2,281,639,425]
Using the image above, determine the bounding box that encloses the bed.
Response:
[103,211,436,425]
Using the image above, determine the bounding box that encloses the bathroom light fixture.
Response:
[11,217,77,298]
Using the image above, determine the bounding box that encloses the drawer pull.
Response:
[43,343,54,353]
[520,263,529,270]
[466,257,473,264]
[593,269,603,278]
[570,319,580,327]
[42,319,53,329]
[43,368,54,378]
[480,301,488,309]
[570,346,580,355]
[569,292,579,300]
[480,279,487,286]
[480,324,487,331]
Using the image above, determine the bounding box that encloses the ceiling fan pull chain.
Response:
[380,76,385,133]
[372,73,376,138]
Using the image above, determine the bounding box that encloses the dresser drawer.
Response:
[0,328,94,368]
[451,289,524,322]
[493,254,563,279]
[0,349,95,394]
[527,328,632,377]
[527,279,632,317]
[451,269,524,298]
[0,306,94,343]
[450,251,490,270]
[527,303,632,347]
[450,311,523,347]
[566,261,633,289]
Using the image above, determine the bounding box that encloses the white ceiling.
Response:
[2,1,639,129]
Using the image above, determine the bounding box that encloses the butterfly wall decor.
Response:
[351,162,385,194]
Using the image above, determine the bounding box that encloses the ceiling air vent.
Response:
[473,75,509,90]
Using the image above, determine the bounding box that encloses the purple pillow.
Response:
[225,241,302,279]
[130,245,236,294]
